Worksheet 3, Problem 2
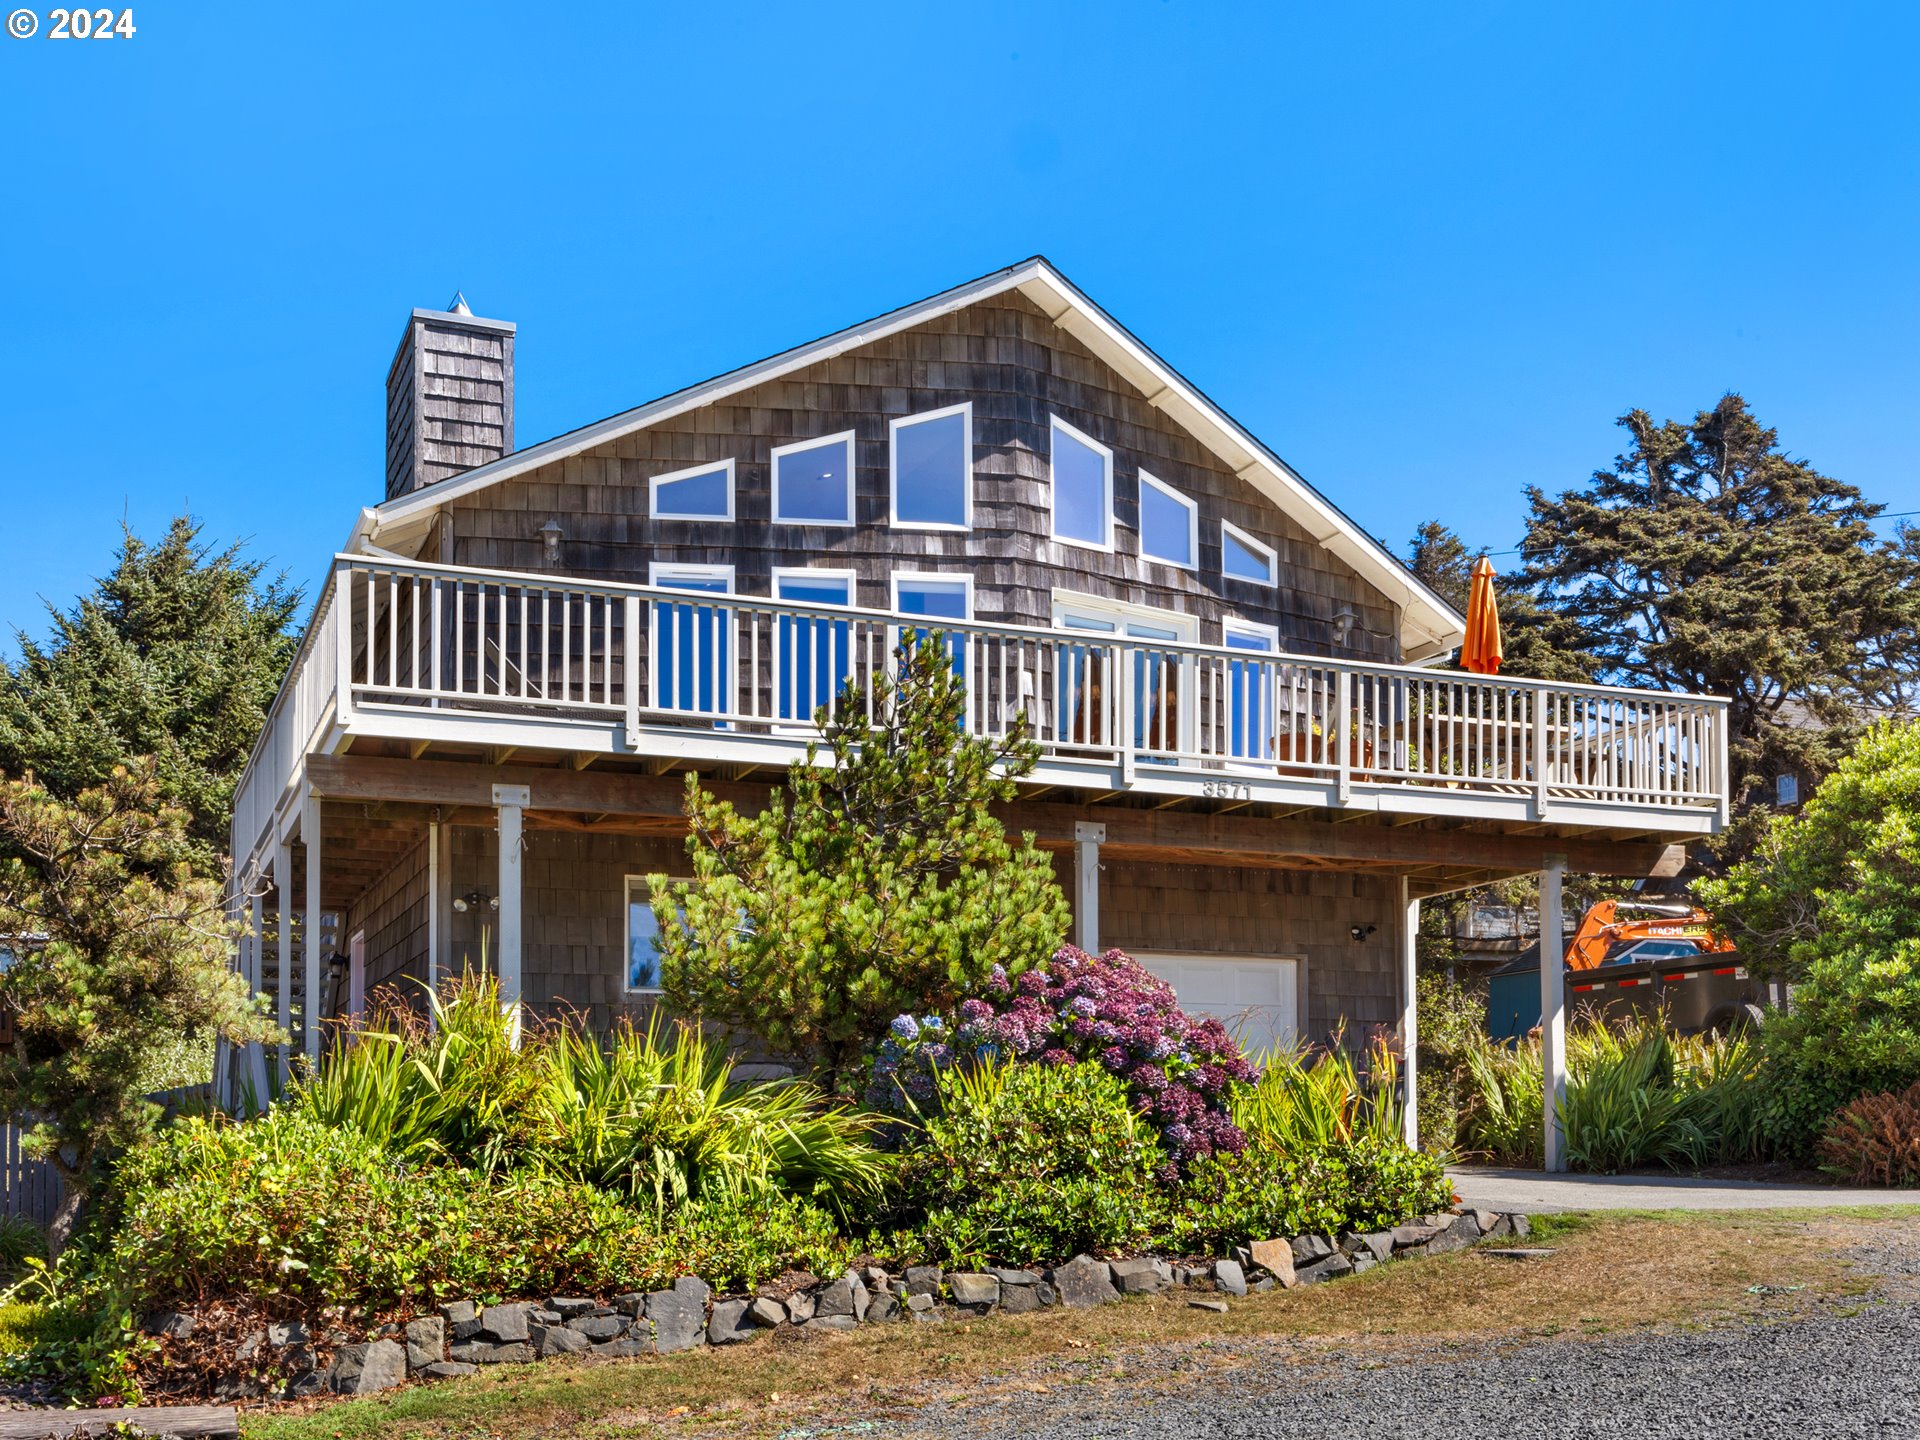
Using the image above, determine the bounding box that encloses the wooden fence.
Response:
[0,1124,62,1228]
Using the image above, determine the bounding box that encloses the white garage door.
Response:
[1139,953,1300,1059]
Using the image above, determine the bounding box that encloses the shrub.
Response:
[1232,1033,1405,1154]
[1818,1082,1920,1186]
[1559,1026,1709,1174]
[893,1060,1168,1267]
[871,945,1258,1170]
[296,976,884,1216]
[91,1108,849,1317]
[1702,720,1920,1155]
[653,635,1070,1091]
[1414,971,1487,1154]
[1459,1031,1545,1166]
[1163,1138,1454,1253]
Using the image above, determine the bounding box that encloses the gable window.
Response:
[1221,520,1278,587]
[772,432,856,526]
[1049,416,1113,550]
[890,403,972,530]
[649,563,734,718]
[651,459,735,521]
[1138,471,1198,569]
[772,568,855,724]
[625,875,682,994]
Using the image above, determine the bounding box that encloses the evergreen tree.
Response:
[0,764,281,1250]
[1516,395,1920,816]
[652,636,1071,1093]
[0,516,302,874]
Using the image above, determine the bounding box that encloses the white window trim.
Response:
[771,430,857,528]
[1137,469,1199,570]
[646,563,736,723]
[1050,587,1201,642]
[1222,615,1280,650]
[1221,519,1279,588]
[770,568,857,730]
[771,566,858,604]
[648,562,736,592]
[888,401,973,532]
[624,874,683,996]
[649,458,736,522]
[1048,414,1115,552]
[890,570,974,619]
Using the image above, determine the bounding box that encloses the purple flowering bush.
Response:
[867,945,1259,1171]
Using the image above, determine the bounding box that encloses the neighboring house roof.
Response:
[350,256,1467,657]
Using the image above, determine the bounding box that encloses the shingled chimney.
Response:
[384,293,515,502]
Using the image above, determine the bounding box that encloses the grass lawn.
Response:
[244,1207,1920,1440]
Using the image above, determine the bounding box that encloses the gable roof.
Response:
[354,257,1465,658]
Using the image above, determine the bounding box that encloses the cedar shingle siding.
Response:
[442,293,1399,658]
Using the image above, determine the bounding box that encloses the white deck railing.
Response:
[231,555,1730,867]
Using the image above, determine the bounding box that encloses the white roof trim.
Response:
[366,258,1465,653]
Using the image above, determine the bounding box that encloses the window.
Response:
[649,563,734,717]
[1138,471,1197,569]
[890,403,971,530]
[650,459,734,521]
[1052,593,1196,757]
[1221,520,1277,587]
[892,572,973,682]
[624,875,681,993]
[771,432,856,526]
[1222,618,1278,761]
[1049,416,1113,550]
[772,568,855,724]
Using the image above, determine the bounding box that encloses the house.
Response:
[221,258,1729,1113]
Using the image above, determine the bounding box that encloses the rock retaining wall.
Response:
[153,1206,1530,1401]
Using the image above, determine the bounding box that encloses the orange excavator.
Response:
[1565,899,1735,971]
[1487,899,1756,1040]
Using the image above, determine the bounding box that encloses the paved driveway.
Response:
[1449,1166,1920,1213]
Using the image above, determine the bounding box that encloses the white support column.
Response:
[1399,875,1420,1150]
[245,885,269,1105]
[493,784,529,1035]
[1540,853,1568,1173]
[1073,821,1105,953]
[427,817,453,1002]
[274,836,293,1085]
[302,789,323,1063]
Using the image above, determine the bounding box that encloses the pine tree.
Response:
[651,636,1071,1093]
[1516,395,1920,819]
[0,764,281,1251]
[0,516,302,876]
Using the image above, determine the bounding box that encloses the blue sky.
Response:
[1,1,1915,643]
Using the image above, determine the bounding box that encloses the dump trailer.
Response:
[1484,900,1762,1040]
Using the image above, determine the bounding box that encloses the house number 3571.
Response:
[1201,780,1252,800]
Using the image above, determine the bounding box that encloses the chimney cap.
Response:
[448,291,472,316]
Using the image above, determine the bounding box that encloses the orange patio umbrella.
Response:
[1460,556,1504,675]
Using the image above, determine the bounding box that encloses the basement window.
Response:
[1221,520,1278,587]
[651,460,735,521]
[1138,471,1198,569]
[1049,416,1114,550]
[890,403,972,530]
[624,875,680,994]
[772,432,856,526]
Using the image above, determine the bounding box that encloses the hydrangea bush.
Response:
[868,944,1259,1169]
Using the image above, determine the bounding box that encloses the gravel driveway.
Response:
[870,1232,1920,1440]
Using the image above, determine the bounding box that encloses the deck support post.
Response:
[1074,821,1105,953]
[274,836,293,1086]
[1540,852,1568,1172]
[427,817,454,1014]
[493,785,529,1040]
[1399,875,1420,1150]
[301,790,324,1063]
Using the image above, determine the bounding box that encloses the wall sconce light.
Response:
[453,890,499,914]
[1331,608,1359,647]
[1349,924,1378,942]
[539,519,565,565]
